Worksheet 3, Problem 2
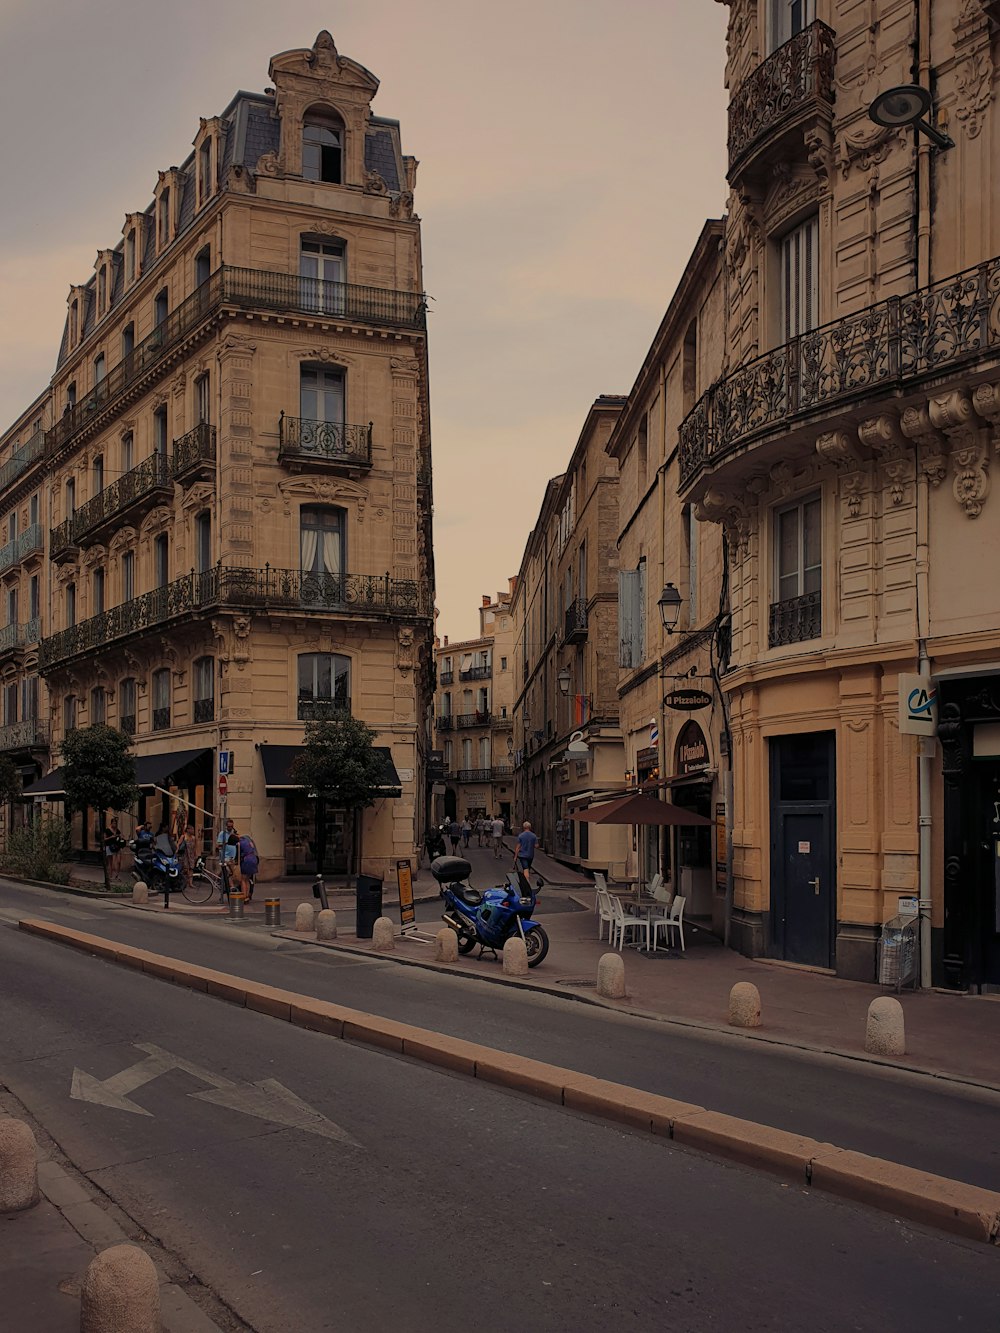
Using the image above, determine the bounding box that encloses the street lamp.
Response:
[657,583,683,633]
[868,85,954,150]
[557,666,571,695]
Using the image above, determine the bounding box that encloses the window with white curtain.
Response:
[779,214,819,342]
[300,507,344,577]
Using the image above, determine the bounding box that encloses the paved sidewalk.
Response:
[0,1195,91,1332]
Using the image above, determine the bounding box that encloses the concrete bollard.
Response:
[372,916,395,952]
[502,936,528,977]
[80,1243,159,1333]
[596,952,626,999]
[0,1117,39,1212]
[866,996,906,1056]
[729,981,762,1028]
[294,902,316,934]
[435,927,458,962]
[131,880,148,906]
[316,909,338,941]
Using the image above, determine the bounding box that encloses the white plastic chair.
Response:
[593,871,608,913]
[643,872,664,900]
[650,896,686,953]
[610,895,650,952]
[596,887,615,941]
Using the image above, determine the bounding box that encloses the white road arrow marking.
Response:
[70,1042,357,1144]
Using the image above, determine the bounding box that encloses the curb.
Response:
[18,916,1000,1247]
[0,872,130,901]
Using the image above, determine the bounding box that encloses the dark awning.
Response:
[260,744,402,798]
[21,747,212,800]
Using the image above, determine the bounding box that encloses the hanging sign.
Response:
[899,673,937,736]
[664,688,713,712]
[396,859,416,931]
[675,720,710,775]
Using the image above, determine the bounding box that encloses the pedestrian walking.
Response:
[461,817,472,848]
[491,813,505,858]
[475,816,486,847]
[238,831,259,903]
[102,817,125,880]
[448,819,461,854]
[216,818,240,896]
[513,820,538,874]
[177,823,198,895]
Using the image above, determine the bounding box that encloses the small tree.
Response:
[61,726,139,890]
[290,716,386,876]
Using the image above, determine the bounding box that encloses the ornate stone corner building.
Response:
[2,33,434,878]
[681,0,1000,986]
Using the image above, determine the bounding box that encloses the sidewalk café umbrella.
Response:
[569,792,712,826]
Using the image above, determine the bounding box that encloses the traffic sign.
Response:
[218,750,232,775]
[218,775,228,797]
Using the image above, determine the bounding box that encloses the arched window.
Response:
[297,652,350,721]
[300,506,344,579]
[302,110,344,184]
[152,668,171,731]
[193,657,214,723]
[119,678,136,736]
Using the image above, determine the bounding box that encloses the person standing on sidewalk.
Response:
[460,817,472,848]
[448,818,461,854]
[513,821,538,873]
[238,830,259,903]
[177,823,198,896]
[491,813,505,858]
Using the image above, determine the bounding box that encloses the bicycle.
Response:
[190,855,227,904]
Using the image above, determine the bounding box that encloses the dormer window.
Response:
[303,110,343,184]
[198,139,213,205]
[69,300,79,347]
[125,230,136,283]
[158,188,171,247]
[97,267,107,317]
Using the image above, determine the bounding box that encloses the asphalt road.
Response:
[2,917,999,1333]
[2,877,1000,1198]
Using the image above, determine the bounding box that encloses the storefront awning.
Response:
[21,747,212,800]
[259,744,402,798]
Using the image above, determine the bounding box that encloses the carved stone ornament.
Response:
[396,625,415,676]
[836,125,901,180]
[364,169,388,195]
[763,163,819,233]
[308,30,344,74]
[954,52,995,138]
[971,381,1000,449]
[858,413,911,506]
[694,483,759,562]
[900,404,950,486]
[388,191,414,219]
[278,474,369,518]
[816,429,867,517]
[929,391,990,518]
[804,125,834,184]
[255,151,282,177]
[217,335,257,357]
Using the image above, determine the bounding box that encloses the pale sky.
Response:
[0,0,729,641]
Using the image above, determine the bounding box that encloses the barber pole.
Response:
[650,718,659,748]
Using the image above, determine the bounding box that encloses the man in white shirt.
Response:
[490,815,505,858]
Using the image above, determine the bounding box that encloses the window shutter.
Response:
[619,570,637,668]
[636,562,647,665]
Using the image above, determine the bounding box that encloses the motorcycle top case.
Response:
[430,856,472,884]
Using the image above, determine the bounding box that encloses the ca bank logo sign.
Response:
[899,674,938,736]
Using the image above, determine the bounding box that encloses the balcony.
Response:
[727,21,836,181]
[51,453,172,560]
[172,423,216,484]
[438,670,454,685]
[491,714,513,729]
[435,715,454,731]
[459,665,491,681]
[0,523,43,573]
[678,253,1000,493]
[768,592,822,647]
[119,714,136,737]
[297,697,351,722]
[491,764,514,780]
[0,718,47,752]
[152,707,171,731]
[0,617,41,659]
[0,430,45,494]
[563,598,588,644]
[279,414,372,471]
[45,267,426,461]
[39,566,431,672]
[455,712,491,730]
[193,698,215,723]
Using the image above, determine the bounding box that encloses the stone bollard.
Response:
[502,936,528,977]
[131,880,148,906]
[435,927,458,963]
[372,916,395,952]
[866,996,906,1056]
[0,1117,39,1212]
[316,909,338,941]
[294,902,316,934]
[80,1243,159,1333]
[729,981,762,1028]
[596,952,626,999]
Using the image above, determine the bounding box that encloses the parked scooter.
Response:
[433,855,549,967]
[130,839,181,896]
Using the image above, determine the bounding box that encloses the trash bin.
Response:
[356,874,384,939]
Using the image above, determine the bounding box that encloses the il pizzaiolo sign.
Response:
[663,687,712,712]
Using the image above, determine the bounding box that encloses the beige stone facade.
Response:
[2,33,434,880]
[433,586,517,826]
[512,398,628,873]
[681,0,1000,986]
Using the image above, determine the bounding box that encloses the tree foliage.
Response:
[0,755,21,805]
[290,716,385,810]
[3,817,71,884]
[61,726,139,889]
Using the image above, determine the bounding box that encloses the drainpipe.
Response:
[915,0,931,289]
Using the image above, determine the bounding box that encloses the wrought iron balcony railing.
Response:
[152,707,171,731]
[0,430,45,495]
[278,414,373,469]
[0,617,41,657]
[193,698,215,723]
[119,714,136,737]
[0,718,47,752]
[768,592,822,647]
[563,598,588,644]
[491,714,514,729]
[491,764,514,779]
[39,566,431,671]
[438,670,454,685]
[435,715,454,731]
[172,423,216,480]
[460,665,491,681]
[0,524,43,573]
[728,21,836,176]
[297,697,351,722]
[679,253,1000,490]
[46,267,426,460]
[455,711,491,729]
[51,453,172,558]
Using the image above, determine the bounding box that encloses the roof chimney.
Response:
[482,595,491,608]
[443,635,449,647]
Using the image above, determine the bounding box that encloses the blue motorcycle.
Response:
[130,838,181,896]
[432,856,549,967]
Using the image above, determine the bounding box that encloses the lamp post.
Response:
[867,84,954,150]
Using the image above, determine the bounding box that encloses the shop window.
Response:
[152,668,171,731]
[302,111,344,183]
[297,652,350,721]
[193,656,214,723]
